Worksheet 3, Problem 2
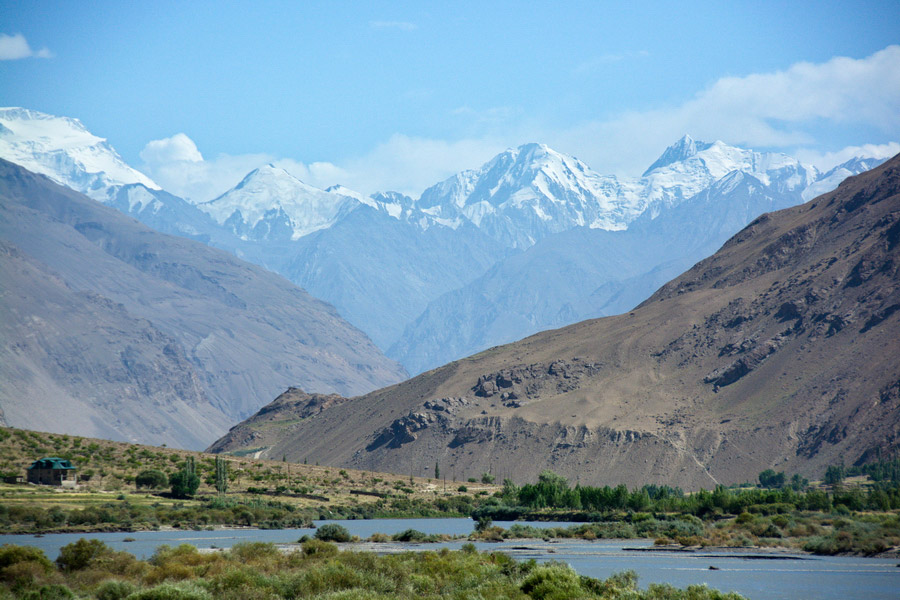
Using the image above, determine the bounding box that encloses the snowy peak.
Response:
[640,138,818,212]
[802,155,889,201]
[200,165,361,241]
[642,134,714,176]
[416,142,641,247]
[0,107,159,201]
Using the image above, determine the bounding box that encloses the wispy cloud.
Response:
[552,45,900,174]
[142,46,900,201]
[573,50,649,74]
[0,33,52,60]
[140,132,503,201]
[369,20,417,31]
[796,142,900,172]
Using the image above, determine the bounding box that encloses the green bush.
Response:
[122,581,212,600]
[17,584,76,600]
[520,563,584,600]
[391,529,429,542]
[0,544,53,575]
[135,470,168,489]
[56,538,112,572]
[301,539,338,557]
[95,580,138,600]
[315,523,351,543]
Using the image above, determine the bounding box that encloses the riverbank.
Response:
[0,537,749,600]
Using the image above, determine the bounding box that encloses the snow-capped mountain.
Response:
[1,106,891,377]
[801,156,888,201]
[0,107,159,201]
[639,135,818,214]
[417,143,641,248]
[388,164,816,374]
[199,165,362,241]
[414,137,819,249]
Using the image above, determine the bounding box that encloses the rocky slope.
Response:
[0,160,406,448]
[210,154,900,489]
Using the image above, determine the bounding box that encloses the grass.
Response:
[0,427,498,533]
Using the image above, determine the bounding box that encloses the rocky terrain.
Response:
[0,160,406,448]
[210,154,900,489]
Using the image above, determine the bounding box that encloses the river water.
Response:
[1,518,897,600]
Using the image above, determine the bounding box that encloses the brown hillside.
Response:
[0,159,406,449]
[211,155,900,489]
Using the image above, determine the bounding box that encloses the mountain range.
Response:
[209,154,900,488]
[1,108,887,377]
[0,158,405,448]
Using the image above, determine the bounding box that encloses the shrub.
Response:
[457,485,468,493]
[135,470,168,489]
[228,542,280,564]
[301,539,338,557]
[17,584,76,600]
[56,538,112,572]
[123,581,212,600]
[315,523,351,543]
[95,579,138,600]
[392,529,429,542]
[520,563,584,600]
[0,544,53,575]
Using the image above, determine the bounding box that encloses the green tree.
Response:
[135,469,168,489]
[824,465,845,486]
[170,456,200,498]
[215,456,228,496]
[758,469,785,489]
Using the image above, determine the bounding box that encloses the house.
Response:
[27,457,77,487]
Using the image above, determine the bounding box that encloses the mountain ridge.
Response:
[209,153,900,489]
[0,159,406,448]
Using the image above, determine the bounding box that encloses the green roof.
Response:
[28,457,76,470]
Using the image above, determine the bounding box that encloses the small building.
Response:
[27,457,77,487]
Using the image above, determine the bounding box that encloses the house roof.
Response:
[27,457,76,470]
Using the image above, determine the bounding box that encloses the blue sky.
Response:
[2,1,899,200]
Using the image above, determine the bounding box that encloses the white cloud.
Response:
[140,132,504,202]
[141,46,900,202]
[140,133,273,202]
[315,134,504,196]
[140,133,203,164]
[795,142,900,172]
[550,45,900,175]
[0,33,52,60]
[370,21,417,31]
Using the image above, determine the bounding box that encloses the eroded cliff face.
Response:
[210,155,900,488]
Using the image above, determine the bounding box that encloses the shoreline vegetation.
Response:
[0,427,897,559]
[0,539,750,600]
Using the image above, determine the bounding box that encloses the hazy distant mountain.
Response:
[0,159,406,448]
[0,107,159,200]
[389,142,831,373]
[210,154,900,489]
[1,108,887,376]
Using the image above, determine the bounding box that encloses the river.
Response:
[1,518,897,599]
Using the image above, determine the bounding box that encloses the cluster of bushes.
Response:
[488,469,900,518]
[0,538,746,599]
[0,497,313,533]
